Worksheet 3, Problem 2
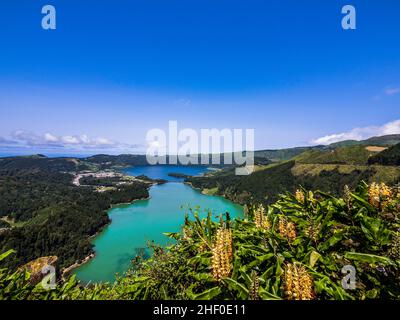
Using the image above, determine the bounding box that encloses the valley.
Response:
[1,134,400,291]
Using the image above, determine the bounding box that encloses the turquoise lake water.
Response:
[74,166,243,283]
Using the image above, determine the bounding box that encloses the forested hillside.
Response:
[0,155,92,172]
[293,145,384,165]
[329,134,400,148]
[1,182,399,300]
[0,157,151,271]
[187,144,400,206]
[1,134,400,279]
[368,143,400,166]
[253,134,400,162]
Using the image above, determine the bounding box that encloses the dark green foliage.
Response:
[187,161,395,206]
[0,155,90,173]
[0,171,80,221]
[1,182,399,300]
[254,134,400,162]
[0,167,149,271]
[135,175,167,184]
[368,143,400,166]
[80,176,121,186]
[299,168,375,194]
[186,161,297,205]
[84,154,149,169]
[85,154,236,169]
[254,147,322,161]
[0,220,10,228]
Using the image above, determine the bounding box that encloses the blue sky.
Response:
[0,0,399,154]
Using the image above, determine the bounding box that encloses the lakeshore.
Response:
[73,166,243,283]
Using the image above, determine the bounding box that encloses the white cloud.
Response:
[61,135,80,144]
[311,119,400,145]
[80,134,90,144]
[95,137,113,145]
[44,133,59,142]
[0,131,143,152]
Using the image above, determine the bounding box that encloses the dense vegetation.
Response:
[1,134,400,300]
[0,158,150,271]
[254,147,322,162]
[0,170,83,222]
[84,154,230,169]
[0,220,10,229]
[368,143,400,166]
[253,134,400,162]
[293,145,381,165]
[187,141,400,206]
[0,155,92,173]
[187,160,400,206]
[84,154,150,169]
[1,182,399,300]
[328,134,400,148]
[79,175,123,187]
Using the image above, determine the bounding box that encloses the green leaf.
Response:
[0,249,15,262]
[193,273,214,282]
[360,216,391,245]
[259,288,282,300]
[309,251,321,268]
[163,232,180,240]
[223,278,249,299]
[318,230,346,251]
[161,285,169,300]
[246,253,274,269]
[350,193,374,211]
[206,211,213,242]
[191,286,221,300]
[344,252,395,266]
[62,275,78,292]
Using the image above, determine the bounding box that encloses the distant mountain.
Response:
[368,143,400,166]
[329,134,400,148]
[84,154,149,168]
[254,146,324,162]
[0,155,91,173]
[255,134,400,162]
[186,134,400,205]
[187,160,400,205]
[293,145,385,165]
[1,134,400,167]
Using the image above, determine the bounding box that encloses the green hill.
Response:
[368,143,400,166]
[0,156,151,271]
[254,134,400,162]
[329,134,400,148]
[0,155,92,173]
[293,145,384,165]
[187,158,400,205]
[254,146,323,162]
[84,154,149,168]
[1,182,399,300]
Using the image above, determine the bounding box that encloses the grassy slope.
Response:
[293,145,382,165]
[2,182,400,300]
[253,134,400,162]
[329,134,400,148]
[368,143,400,166]
[187,144,400,206]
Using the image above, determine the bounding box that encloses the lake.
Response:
[74,166,243,283]
[122,165,217,181]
